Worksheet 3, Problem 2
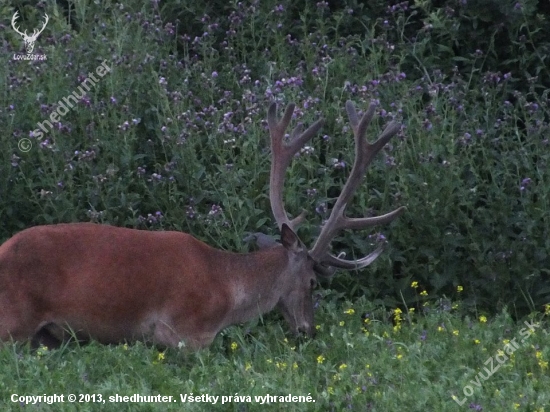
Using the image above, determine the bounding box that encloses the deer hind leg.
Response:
[31,324,63,349]
[31,323,88,349]
[0,293,44,345]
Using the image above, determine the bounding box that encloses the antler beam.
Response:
[11,11,26,37]
[308,100,405,269]
[267,102,324,231]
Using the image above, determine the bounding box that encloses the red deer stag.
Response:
[0,101,404,350]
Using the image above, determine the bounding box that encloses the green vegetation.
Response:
[1,300,550,411]
[1,0,549,410]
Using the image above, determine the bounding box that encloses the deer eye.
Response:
[310,278,317,289]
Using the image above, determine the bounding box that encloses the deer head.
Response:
[11,11,49,54]
[266,100,405,336]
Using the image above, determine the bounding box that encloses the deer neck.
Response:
[220,245,289,326]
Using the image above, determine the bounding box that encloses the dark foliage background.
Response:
[1,0,549,315]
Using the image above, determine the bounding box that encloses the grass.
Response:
[1,0,550,410]
[1,298,550,411]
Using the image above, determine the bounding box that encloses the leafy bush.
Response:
[1,0,548,315]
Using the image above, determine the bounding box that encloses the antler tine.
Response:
[267,102,324,231]
[322,244,385,269]
[11,11,26,36]
[309,100,404,268]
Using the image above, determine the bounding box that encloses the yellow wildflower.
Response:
[36,345,49,358]
[317,355,325,364]
[411,281,419,288]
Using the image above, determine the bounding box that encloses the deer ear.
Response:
[280,223,304,252]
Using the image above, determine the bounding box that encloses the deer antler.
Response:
[309,101,405,269]
[267,102,324,231]
[32,13,49,39]
[11,12,48,39]
[11,11,26,37]
[267,100,405,275]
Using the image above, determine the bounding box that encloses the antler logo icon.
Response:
[11,11,49,54]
